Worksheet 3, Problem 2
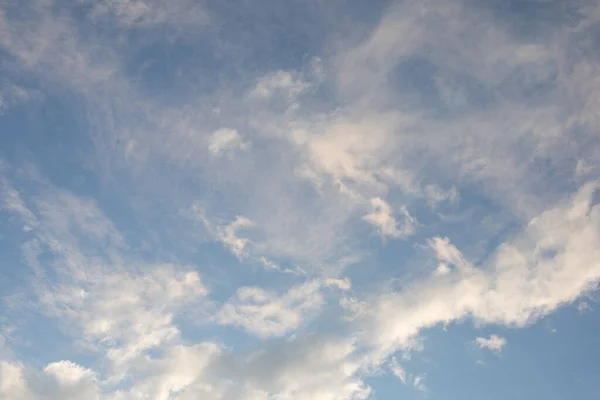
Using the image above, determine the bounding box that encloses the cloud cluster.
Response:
[351,183,600,367]
[1,0,600,398]
[475,335,506,354]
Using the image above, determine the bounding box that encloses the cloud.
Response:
[249,70,311,99]
[216,216,256,260]
[0,361,29,399]
[208,128,249,156]
[2,0,600,398]
[427,236,470,270]
[40,266,207,368]
[363,197,417,239]
[111,343,221,400]
[330,0,600,222]
[389,357,427,391]
[577,301,592,314]
[352,183,600,365]
[0,177,38,231]
[41,361,100,400]
[0,1,118,92]
[212,335,371,400]
[0,359,100,400]
[0,83,40,115]
[0,169,365,398]
[0,172,209,383]
[475,335,506,354]
[216,279,350,338]
[89,0,209,28]
[257,257,306,276]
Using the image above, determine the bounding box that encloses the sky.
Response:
[1,0,600,399]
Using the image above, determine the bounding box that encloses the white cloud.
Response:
[217,279,349,338]
[293,112,407,194]
[389,358,427,392]
[363,197,416,239]
[412,375,427,392]
[40,266,208,369]
[0,1,118,92]
[389,357,407,384]
[0,361,29,399]
[475,335,506,354]
[353,183,600,366]
[0,84,39,115]
[3,0,600,398]
[577,301,592,314]
[0,177,209,385]
[249,70,311,99]
[0,359,100,400]
[434,263,451,276]
[216,216,255,260]
[0,177,38,231]
[107,334,370,400]
[208,128,248,156]
[427,236,470,270]
[42,361,100,400]
[214,335,371,400]
[90,0,208,28]
[257,257,306,276]
[112,343,221,400]
[44,361,95,386]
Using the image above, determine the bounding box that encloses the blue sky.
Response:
[1,0,600,399]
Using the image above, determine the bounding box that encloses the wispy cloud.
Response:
[216,216,255,260]
[216,278,349,338]
[363,197,417,239]
[2,0,600,398]
[89,0,209,28]
[389,357,427,392]
[249,70,311,99]
[208,128,249,157]
[475,335,507,354]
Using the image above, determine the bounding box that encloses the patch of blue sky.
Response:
[417,305,600,400]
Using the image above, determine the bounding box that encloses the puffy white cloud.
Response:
[475,335,506,354]
[112,343,221,400]
[0,359,100,400]
[41,361,100,400]
[0,361,29,399]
